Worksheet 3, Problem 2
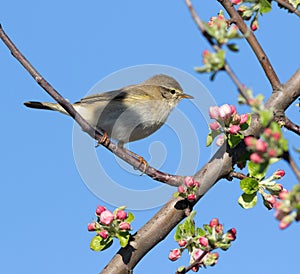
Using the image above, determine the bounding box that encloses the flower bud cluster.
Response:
[88,205,134,251]
[274,184,300,230]
[169,214,236,272]
[175,176,200,202]
[245,127,285,164]
[208,104,249,147]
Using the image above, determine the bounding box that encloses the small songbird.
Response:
[24,74,193,145]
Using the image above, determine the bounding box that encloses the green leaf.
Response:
[227,43,239,52]
[174,223,183,241]
[238,193,258,209]
[90,235,113,252]
[194,66,210,73]
[240,178,259,194]
[206,130,221,147]
[259,0,272,13]
[259,109,273,127]
[216,242,231,250]
[227,133,243,148]
[196,227,206,237]
[248,161,268,180]
[116,231,130,248]
[125,212,135,223]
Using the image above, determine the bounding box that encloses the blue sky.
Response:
[1,1,299,274]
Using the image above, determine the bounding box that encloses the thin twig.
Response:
[0,24,183,187]
[218,0,283,91]
[228,171,247,180]
[274,0,300,17]
[176,250,209,273]
[283,151,300,182]
[284,116,300,136]
[184,0,251,102]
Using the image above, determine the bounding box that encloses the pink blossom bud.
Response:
[274,170,285,179]
[240,113,248,124]
[230,105,237,115]
[215,224,223,233]
[272,132,281,141]
[268,149,277,157]
[226,228,237,240]
[219,104,232,119]
[100,210,115,225]
[184,176,195,187]
[209,121,220,130]
[209,218,219,228]
[178,185,185,194]
[194,181,200,188]
[87,223,96,231]
[193,249,204,261]
[98,230,109,239]
[96,205,106,215]
[266,194,276,206]
[178,239,187,247]
[187,194,196,201]
[264,128,272,137]
[216,135,225,146]
[168,249,181,261]
[191,266,199,272]
[231,0,242,4]
[228,125,240,134]
[209,106,220,119]
[279,189,289,200]
[250,153,263,164]
[116,210,127,221]
[255,140,267,153]
[119,222,131,230]
[202,49,210,57]
[232,114,241,124]
[279,216,293,230]
[251,20,258,31]
[212,252,219,260]
[199,236,209,247]
[244,136,255,147]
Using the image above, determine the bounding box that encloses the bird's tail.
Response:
[24,101,68,114]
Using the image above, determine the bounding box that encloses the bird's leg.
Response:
[96,129,110,147]
[118,142,149,174]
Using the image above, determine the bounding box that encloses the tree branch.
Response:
[0,24,184,187]
[284,116,300,136]
[274,0,300,17]
[184,0,251,102]
[218,0,283,91]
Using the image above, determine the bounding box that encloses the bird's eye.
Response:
[170,89,176,94]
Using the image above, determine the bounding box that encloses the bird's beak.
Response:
[179,93,194,99]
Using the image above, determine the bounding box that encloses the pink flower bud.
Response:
[87,223,96,231]
[178,185,185,194]
[98,230,109,239]
[272,132,281,141]
[244,136,255,147]
[194,181,200,188]
[268,149,276,157]
[240,113,248,124]
[191,266,199,272]
[209,121,220,130]
[184,176,195,187]
[255,140,267,153]
[279,217,292,230]
[226,228,237,240]
[219,104,232,119]
[202,49,210,57]
[96,205,106,215]
[168,249,181,261]
[264,128,272,137]
[193,249,204,261]
[116,210,127,221]
[199,236,209,247]
[250,153,263,164]
[209,218,219,228]
[100,210,115,225]
[274,169,285,179]
[187,194,196,201]
[215,224,223,233]
[231,0,242,4]
[119,222,131,230]
[265,194,276,206]
[279,189,289,200]
[251,20,258,31]
[216,135,225,146]
[212,252,219,260]
[230,105,237,115]
[228,125,240,134]
[209,106,220,119]
[178,239,187,247]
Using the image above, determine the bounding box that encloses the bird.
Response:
[24,74,193,146]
